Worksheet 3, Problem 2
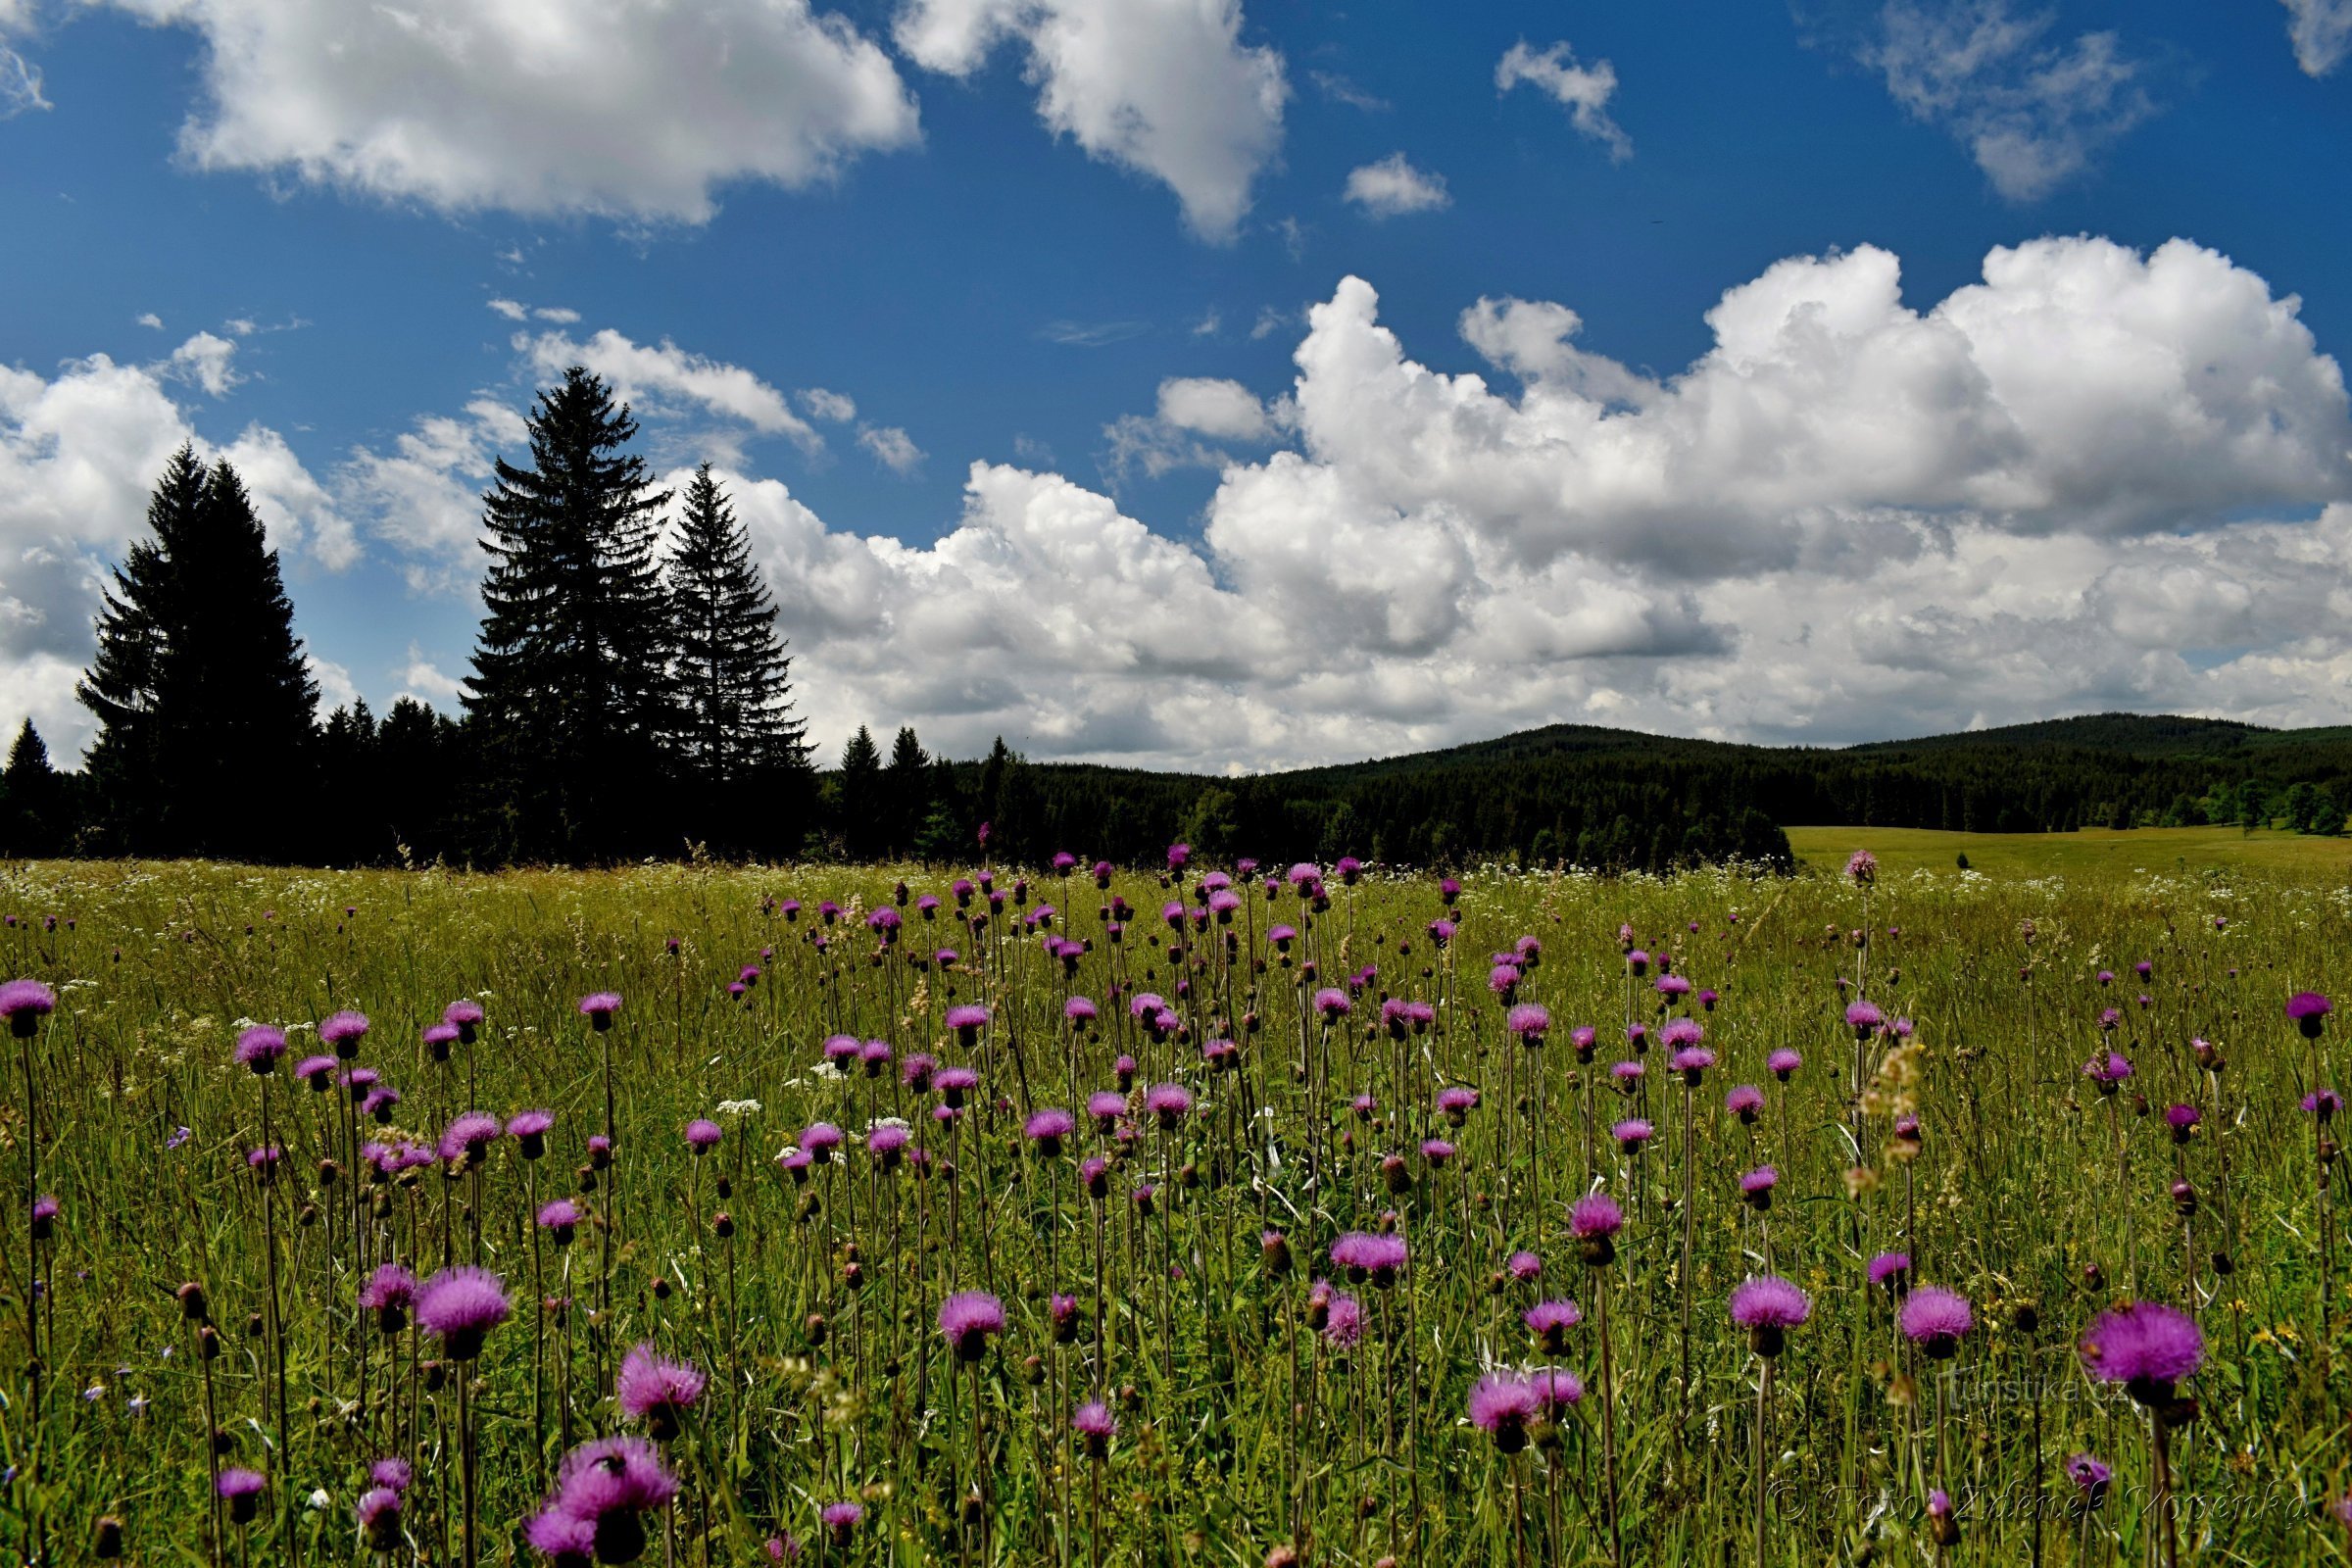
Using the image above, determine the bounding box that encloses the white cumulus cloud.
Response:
[893,0,1287,240]
[2282,0,2352,74]
[1860,0,2158,201]
[1495,39,1630,160]
[97,0,920,221]
[1343,153,1449,218]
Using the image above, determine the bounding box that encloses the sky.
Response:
[3,0,2351,773]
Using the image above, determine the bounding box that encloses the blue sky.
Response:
[4,0,2351,770]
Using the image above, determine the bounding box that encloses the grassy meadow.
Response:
[1788,824,2352,879]
[0,854,2348,1565]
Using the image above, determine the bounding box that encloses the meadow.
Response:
[1786,825,2352,879]
[1,850,2347,1566]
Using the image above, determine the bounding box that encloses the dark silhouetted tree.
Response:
[665,463,809,851]
[837,726,883,858]
[1,719,68,856]
[883,725,930,856]
[465,368,673,861]
[77,446,318,858]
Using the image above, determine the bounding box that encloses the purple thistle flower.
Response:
[1612,1118,1654,1152]
[1846,849,1877,884]
[319,1009,369,1050]
[801,1123,844,1161]
[1525,1298,1584,1352]
[1868,1252,1912,1293]
[1467,1374,1542,1452]
[939,1291,1007,1360]
[1725,1084,1764,1120]
[443,999,484,1038]
[1844,1001,1882,1036]
[540,1436,678,1565]
[1024,1108,1076,1154]
[945,1004,991,1042]
[2305,1088,2342,1121]
[1313,988,1350,1020]
[819,1501,863,1543]
[1570,1194,1624,1242]
[1437,1086,1481,1124]
[1898,1286,1974,1358]
[0,979,57,1037]
[2078,1300,2203,1404]
[1729,1275,1810,1356]
[510,1109,555,1157]
[934,1067,978,1107]
[359,1263,418,1334]
[2065,1452,2112,1504]
[1658,1016,1704,1053]
[900,1054,936,1091]
[1506,1250,1542,1282]
[684,1119,722,1153]
[1531,1368,1584,1410]
[1420,1138,1456,1167]
[1669,1045,1716,1083]
[217,1467,267,1524]
[439,1110,502,1165]
[577,993,622,1029]
[616,1343,706,1439]
[1064,996,1099,1023]
[1322,1290,1363,1349]
[370,1457,414,1493]
[1610,1059,1644,1087]
[2288,991,2332,1039]
[357,1486,404,1550]
[415,1265,510,1359]
[1739,1164,1778,1201]
[295,1054,337,1090]
[1072,1399,1116,1456]
[537,1200,582,1245]
[1144,1083,1194,1126]
[1330,1231,1409,1288]
[1506,1003,1550,1042]
[234,1025,287,1072]
[2082,1052,2133,1089]
[1766,1049,1801,1080]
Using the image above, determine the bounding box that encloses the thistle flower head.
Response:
[1898,1286,1974,1356]
[2078,1300,2202,1403]
[939,1291,1006,1359]
[1467,1374,1542,1451]
[616,1343,706,1436]
[415,1265,510,1358]
[234,1025,288,1071]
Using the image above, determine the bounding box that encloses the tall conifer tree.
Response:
[465,368,673,860]
[664,463,808,850]
[78,445,318,857]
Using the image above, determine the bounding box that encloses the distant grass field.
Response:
[1787,823,2352,877]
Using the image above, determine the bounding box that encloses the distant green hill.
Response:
[926,710,2352,873]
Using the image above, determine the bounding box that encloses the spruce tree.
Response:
[465,368,674,861]
[837,726,883,858]
[664,464,808,851]
[77,446,318,858]
[0,718,67,856]
[883,725,930,856]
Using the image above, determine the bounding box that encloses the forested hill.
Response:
[955,712,2352,870]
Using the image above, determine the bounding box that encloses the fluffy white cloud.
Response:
[2283,0,2352,74]
[1343,153,1449,218]
[858,423,924,473]
[514,327,822,454]
[893,0,1286,240]
[800,388,858,423]
[1495,40,1630,160]
[715,236,2352,766]
[1860,1,2157,200]
[1102,375,1284,478]
[99,0,919,221]
[165,330,240,396]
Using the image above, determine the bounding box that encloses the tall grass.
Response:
[0,854,2346,1564]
